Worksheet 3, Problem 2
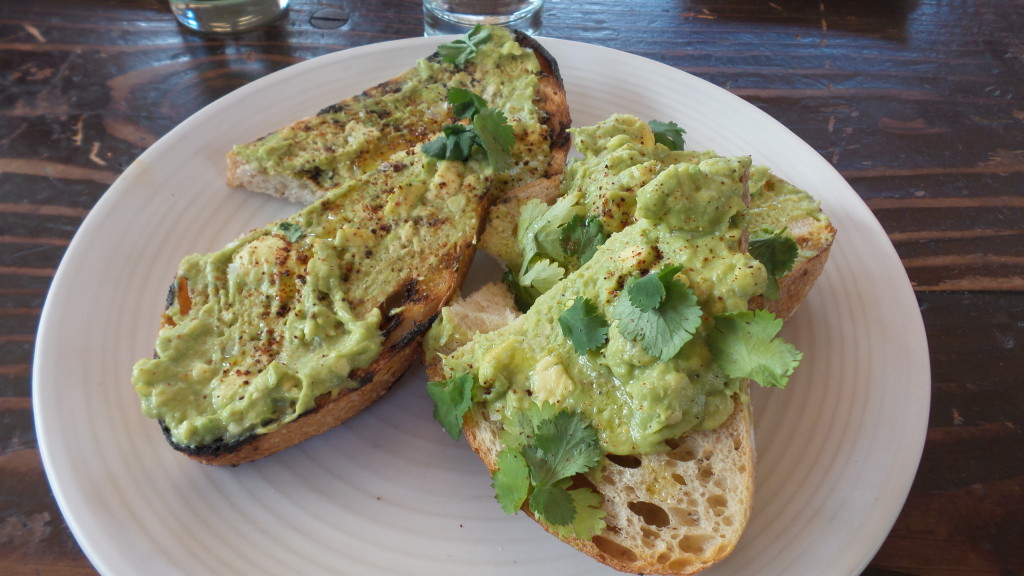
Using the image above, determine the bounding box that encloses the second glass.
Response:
[423,0,544,36]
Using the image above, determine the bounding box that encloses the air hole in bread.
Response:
[678,534,713,555]
[707,493,728,515]
[606,454,642,469]
[592,535,639,563]
[627,501,671,528]
[698,463,714,483]
[670,473,687,486]
[668,448,698,462]
[656,551,672,564]
[642,526,660,542]
[667,556,698,573]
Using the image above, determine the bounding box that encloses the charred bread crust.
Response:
[513,30,572,179]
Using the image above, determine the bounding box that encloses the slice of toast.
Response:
[425,286,755,575]
[421,120,834,574]
[133,144,495,466]
[226,26,570,207]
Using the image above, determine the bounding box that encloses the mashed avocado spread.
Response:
[231,26,549,195]
[433,115,784,455]
[134,142,493,448]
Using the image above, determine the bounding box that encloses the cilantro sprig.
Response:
[447,87,487,120]
[648,119,687,151]
[507,201,608,312]
[426,372,475,439]
[422,89,514,171]
[560,214,607,266]
[611,266,703,361]
[707,309,803,388]
[492,405,606,539]
[748,228,799,300]
[558,297,609,355]
[436,25,492,65]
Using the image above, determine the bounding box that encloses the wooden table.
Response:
[2,1,1021,574]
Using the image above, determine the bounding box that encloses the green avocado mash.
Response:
[440,145,768,455]
[231,26,548,196]
[134,140,494,448]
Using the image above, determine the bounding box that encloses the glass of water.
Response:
[423,0,544,36]
[170,0,290,34]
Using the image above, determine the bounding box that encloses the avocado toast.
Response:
[423,115,835,574]
[227,25,569,208]
[131,29,572,466]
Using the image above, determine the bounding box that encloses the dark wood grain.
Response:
[2,0,1022,574]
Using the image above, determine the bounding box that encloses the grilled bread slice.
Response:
[425,282,754,574]
[421,118,834,574]
[132,143,496,466]
[226,26,570,207]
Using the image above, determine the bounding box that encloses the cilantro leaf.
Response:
[472,107,515,172]
[648,120,687,151]
[522,410,603,486]
[626,269,668,312]
[492,406,605,538]
[421,106,513,172]
[560,214,607,265]
[425,372,474,439]
[502,268,541,313]
[749,228,799,301]
[436,24,492,65]
[548,487,607,540]
[612,267,703,361]
[421,123,476,162]
[707,310,803,388]
[447,87,488,120]
[493,448,530,514]
[558,297,608,355]
[277,221,303,242]
[529,482,576,526]
[517,198,580,278]
[519,258,565,294]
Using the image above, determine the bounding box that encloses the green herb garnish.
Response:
[558,297,609,355]
[471,107,515,171]
[648,120,687,151]
[492,405,606,538]
[611,265,703,361]
[560,214,607,266]
[421,123,477,162]
[437,25,492,65]
[277,221,304,242]
[502,269,542,313]
[426,372,475,439]
[708,309,803,388]
[748,228,799,300]
[422,89,514,171]
[447,86,488,120]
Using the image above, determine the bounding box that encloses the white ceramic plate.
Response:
[34,36,930,575]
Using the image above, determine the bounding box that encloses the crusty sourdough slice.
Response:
[133,143,495,466]
[226,27,571,206]
[421,172,832,571]
[423,282,754,575]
